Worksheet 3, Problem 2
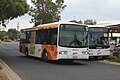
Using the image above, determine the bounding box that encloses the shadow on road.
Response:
[18,55,87,66]
[18,55,42,61]
[82,58,105,62]
[50,61,87,65]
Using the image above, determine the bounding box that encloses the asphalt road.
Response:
[0,42,120,80]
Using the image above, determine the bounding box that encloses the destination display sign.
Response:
[89,27,108,32]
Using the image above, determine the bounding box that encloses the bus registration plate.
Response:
[73,56,77,59]
[73,52,78,59]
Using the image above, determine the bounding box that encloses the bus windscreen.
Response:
[59,24,88,48]
[89,27,109,49]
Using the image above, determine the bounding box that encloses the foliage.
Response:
[108,55,120,63]
[84,19,97,25]
[69,20,83,24]
[29,0,66,26]
[0,31,7,40]
[78,20,83,24]
[69,20,78,23]
[7,28,19,41]
[69,19,97,25]
[0,0,29,27]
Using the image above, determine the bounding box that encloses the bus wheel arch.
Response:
[42,49,49,62]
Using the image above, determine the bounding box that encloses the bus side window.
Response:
[26,31,31,43]
[35,30,45,44]
[50,28,57,45]
[35,28,57,45]
[51,34,57,44]
[35,30,42,44]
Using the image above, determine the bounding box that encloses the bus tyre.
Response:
[42,51,48,62]
[25,48,29,56]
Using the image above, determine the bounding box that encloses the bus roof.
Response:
[36,21,87,27]
[21,22,87,31]
[88,22,120,28]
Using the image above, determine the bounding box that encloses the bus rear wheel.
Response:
[42,51,49,62]
[25,48,29,56]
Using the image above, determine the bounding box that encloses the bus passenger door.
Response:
[30,31,36,55]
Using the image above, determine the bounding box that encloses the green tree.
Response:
[69,20,78,23]
[7,28,19,41]
[78,20,83,24]
[0,0,29,27]
[0,31,7,40]
[84,19,97,25]
[29,0,66,26]
[69,20,83,24]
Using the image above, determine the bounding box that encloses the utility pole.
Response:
[16,22,19,41]
[17,22,19,31]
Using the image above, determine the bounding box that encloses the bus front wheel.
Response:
[42,50,48,62]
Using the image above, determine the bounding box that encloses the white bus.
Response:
[88,25,110,59]
[20,22,89,62]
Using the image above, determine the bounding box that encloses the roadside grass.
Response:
[107,55,120,63]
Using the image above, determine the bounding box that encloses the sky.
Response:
[61,0,120,21]
[3,0,120,31]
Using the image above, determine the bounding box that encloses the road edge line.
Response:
[0,59,22,80]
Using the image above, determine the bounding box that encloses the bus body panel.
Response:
[27,44,57,60]
[89,48,110,57]
[21,44,89,60]
[27,44,41,58]
[41,45,57,60]
[30,31,36,55]
[57,46,89,60]
[34,44,42,58]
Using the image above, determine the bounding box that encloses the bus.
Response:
[19,22,89,62]
[88,25,110,59]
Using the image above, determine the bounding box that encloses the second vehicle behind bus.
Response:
[88,25,110,59]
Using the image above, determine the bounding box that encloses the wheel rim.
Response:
[43,52,48,62]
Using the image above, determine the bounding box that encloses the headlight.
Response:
[59,51,68,55]
[89,50,93,52]
[82,51,88,55]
